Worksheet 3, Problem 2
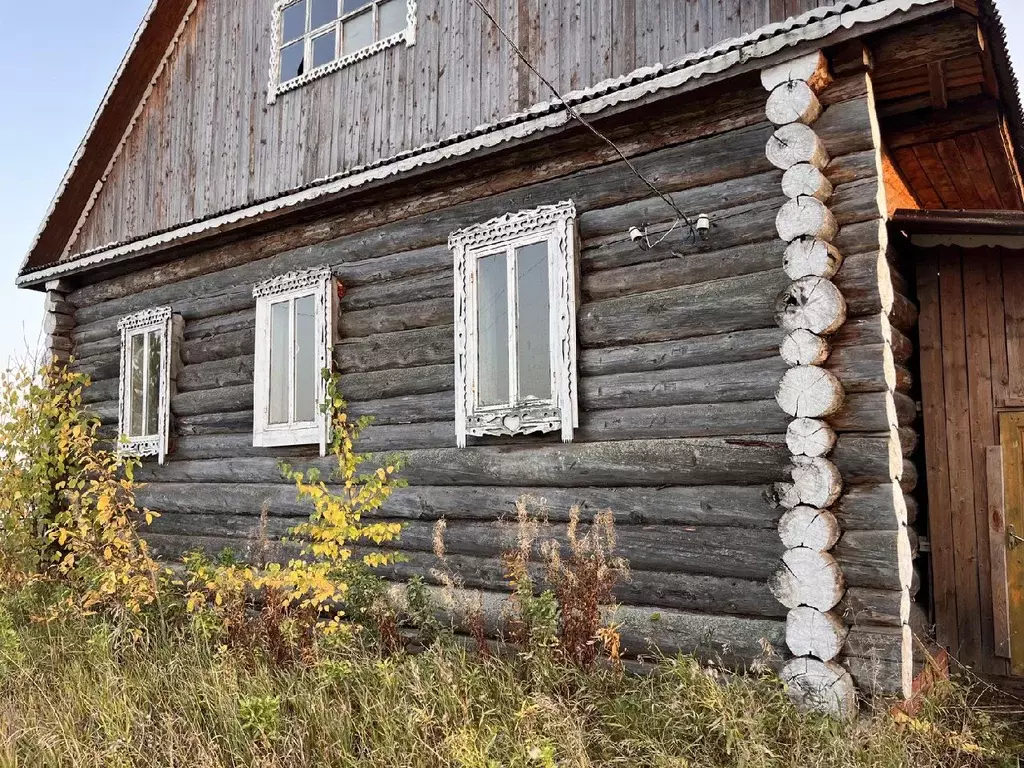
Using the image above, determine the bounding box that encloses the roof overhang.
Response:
[891,208,1024,248]
[15,0,990,289]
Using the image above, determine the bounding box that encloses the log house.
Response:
[17,0,1024,713]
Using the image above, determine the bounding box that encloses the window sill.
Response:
[268,25,415,105]
[254,425,323,449]
[117,435,164,462]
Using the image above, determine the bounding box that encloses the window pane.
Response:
[145,330,162,436]
[129,334,145,437]
[515,242,551,401]
[342,0,372,13]
[280,41,305,83]
[269,300,291,424]
[294,295,317,424]
[378,0,406,38]
[311,29,336,68]
[310,0,338,29]
[282,0,307,42]
[342,8,373,53]
[476,253,510,407]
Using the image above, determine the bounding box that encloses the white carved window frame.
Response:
[253,267,336,455]
[117,307,174,465]
[449,201,579,449]
[267,0,417,104]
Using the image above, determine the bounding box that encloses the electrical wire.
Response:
[466,0,698,244]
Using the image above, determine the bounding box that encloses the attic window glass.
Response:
[449,202,579,448]
[253,268,335,455]
[270,0,416,100]
[117,307,175,465]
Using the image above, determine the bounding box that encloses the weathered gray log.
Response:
[138,437,793,487]
[839,587,910,628]
[177,355,256,392]
[784,238,842,279]
[776,197,838,242]
[579,270,789,347]
[184,309,257,341]
[176,410,255,436]
[781,657,856,718]
[578,401,792,442]
[766,80,823,126]
[780,330,829,366]
[776,366,845,418]
[781,164,833,201]
[766,124,829,170]
[137,482,784,529]
[341,271,451,312]
[786,418,836,458]
[833,315,912,363]
[842,624,913,698]
[779,507,840,551]
[786,607,848,661]
[579,328,782,377]
[776,457,843,509]
[182,329,255,365]
[337,365,455,402]
[148,512,787,581]
[830,391,916,431]
[340,297,452,338]
[833,530,918,591]
[770,549,845,611]
[172,385,253,418]
[80,378,119,405]
[775,277,846,335]
[833,484,918,530]
[75,336,120,362]
[336,325,454,374]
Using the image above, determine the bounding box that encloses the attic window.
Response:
[449,201,580,448]
[269,0,416,102]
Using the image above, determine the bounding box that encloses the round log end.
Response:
[786,417,837,457]
[780,329,830,366]
[771,548,846,612]
[790,455,844,509]
[776,366,846,419]
[766,81,823,126]
[781,657,857,718]
[766,123,830,171]
[775,276,847,335]
[779,506,841,551]
[781,163,833,201]
[784,238,843,280]
[785,606,849,660]
[776,196,838,243]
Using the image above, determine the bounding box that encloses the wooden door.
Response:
[1000,412,1024,674]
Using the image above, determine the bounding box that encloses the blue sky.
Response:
[1,1,1023,367]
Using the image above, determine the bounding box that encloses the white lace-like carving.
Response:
[451,201,579,448]
[252,266,333,298]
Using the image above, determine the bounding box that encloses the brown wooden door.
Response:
[1000,412,1024,674]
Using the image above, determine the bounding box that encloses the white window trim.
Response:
[449,201,579,449]
[117,307,174,465]
[253,267,335,455]
[268,0,417,104]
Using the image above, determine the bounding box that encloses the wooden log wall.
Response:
[70,0,840,259]
[759,49,921,715]
[59,73,911,688]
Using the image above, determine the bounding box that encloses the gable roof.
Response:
[16,0,1020,287]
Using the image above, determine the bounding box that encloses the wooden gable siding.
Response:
[63,74,911,688]
[67,0,837,260]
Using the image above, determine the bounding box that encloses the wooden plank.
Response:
[916,249,958,652]
[986,252,1010,408]
[934,138,985,209]
[937,248,983,665]
[999,412,1024,674]
[987,446,1011,659]
[1002,255,1024,405]
[954,133,1004,209]
[962,253,1000,673]
[911,144,963,208]
[891,147,943,209]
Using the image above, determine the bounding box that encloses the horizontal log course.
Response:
[833,315,913,363]
[81,377,119,405]
[834,484,918,530]
[579,270,789,347]
[340,296,452,338]
[176,410,255,437]
[814,95,877,157]
[185,309,257,341]
[341,271,451,312]
[841,625,913,697]
[336,325,454,374]
[830,391,916,431]
[146,512,787,582]
[382,549,787,619]
[172,385,254,418]
[578,328,782,378]
[137,482,784,529]
[182,328,255,366]
[177,355,256,392]
[139,437,793,487]
[73,334,119,361]
[833,531,917,591]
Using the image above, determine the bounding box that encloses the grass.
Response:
[0,591,1020,767]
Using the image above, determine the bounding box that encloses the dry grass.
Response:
[0,590,1020,768]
